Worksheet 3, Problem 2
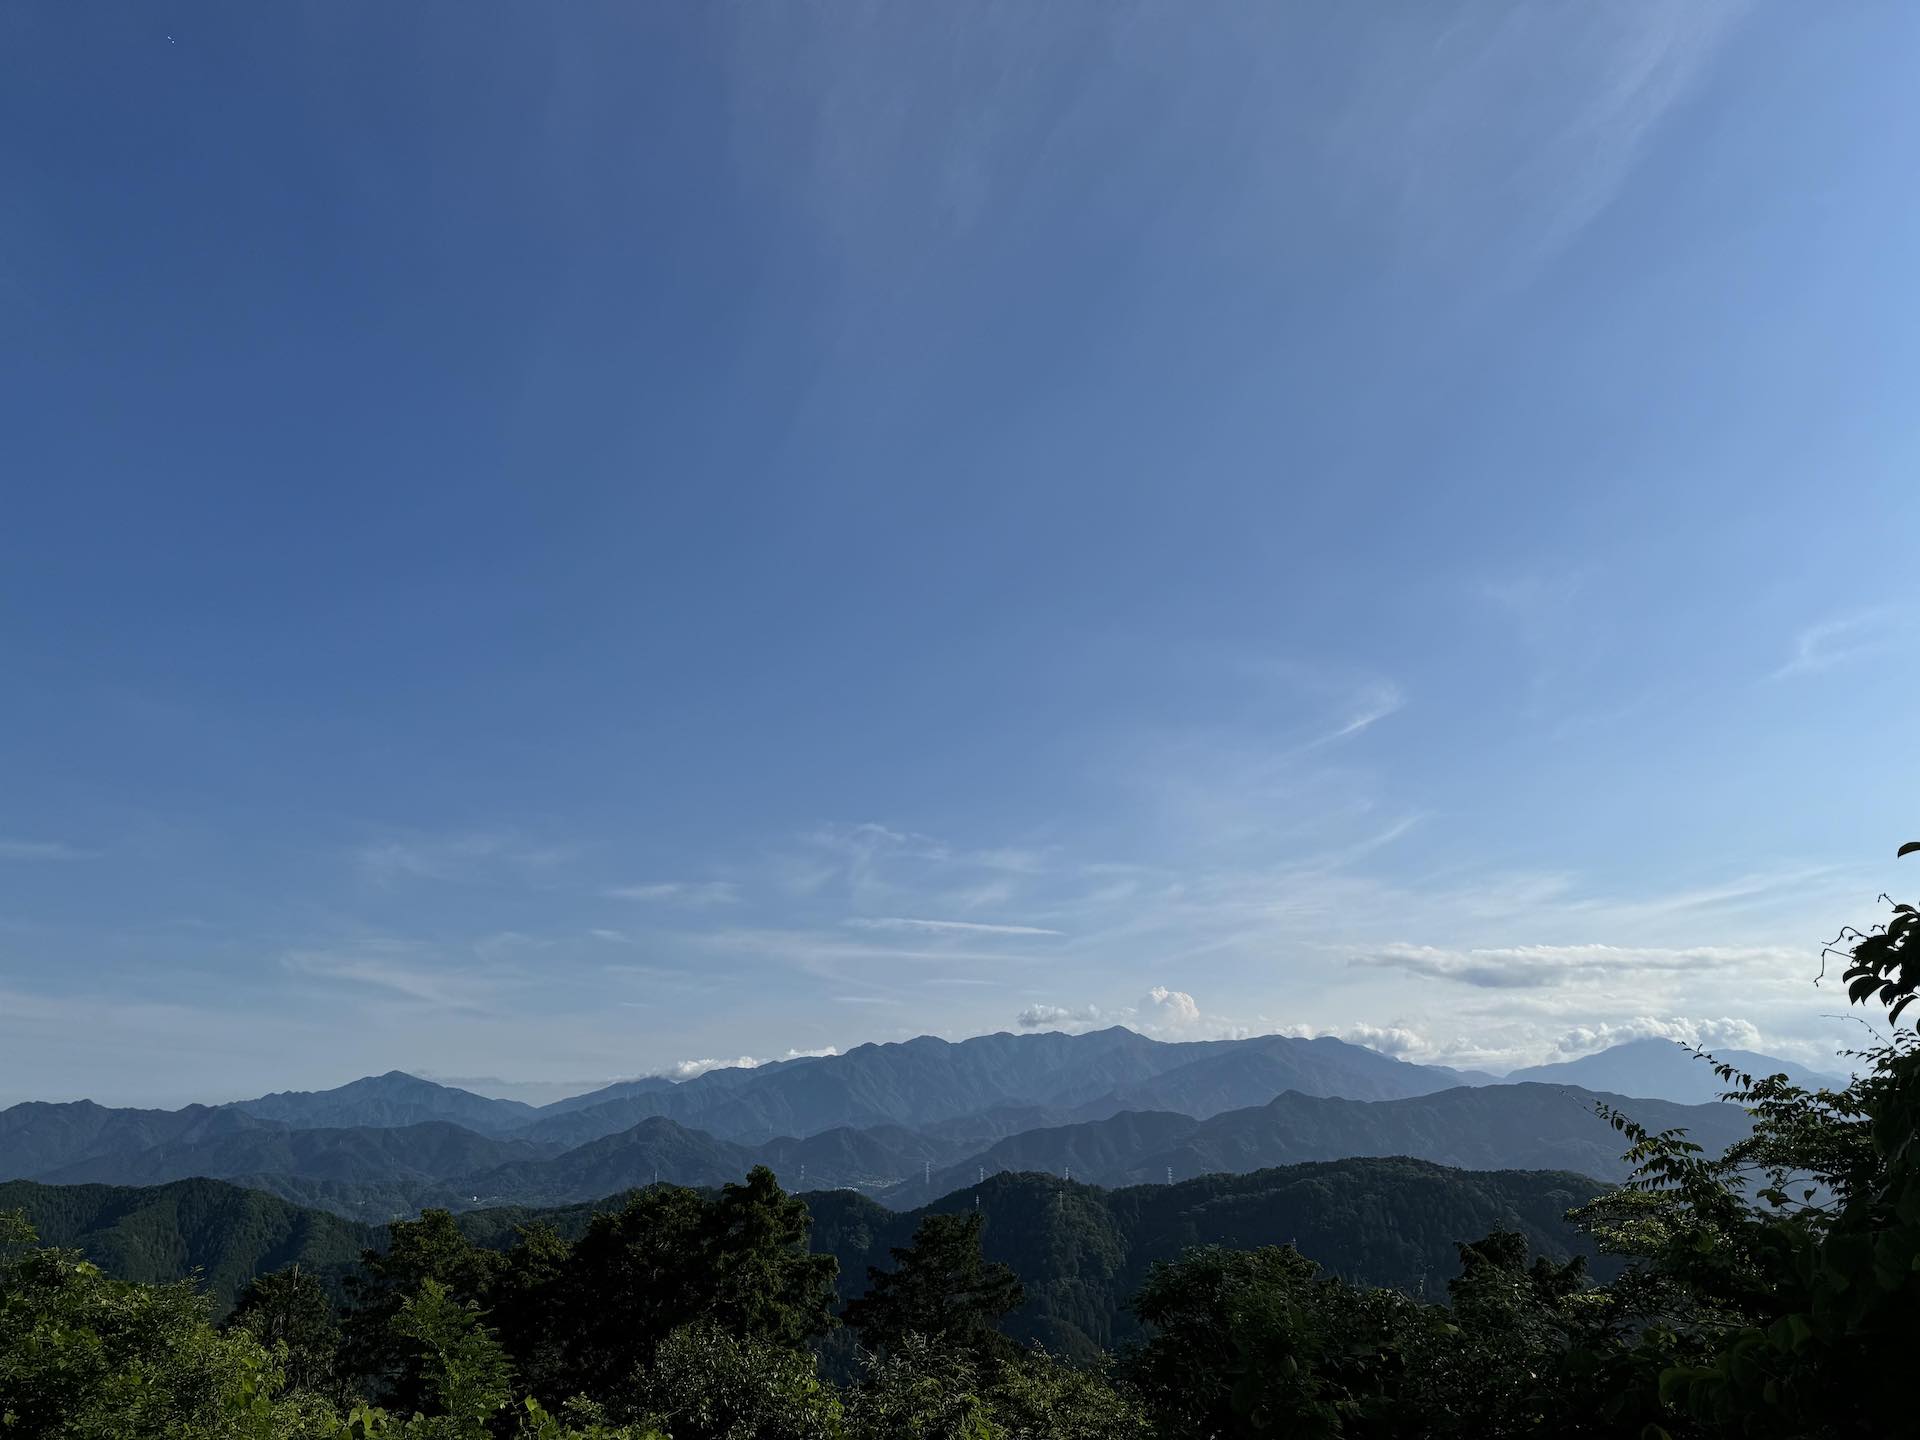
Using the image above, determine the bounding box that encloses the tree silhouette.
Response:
[843,1210,1023,1359]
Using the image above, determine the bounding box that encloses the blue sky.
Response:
[4,3,1918,1106]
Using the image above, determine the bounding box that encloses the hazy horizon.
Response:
[5,1019,1854,1114]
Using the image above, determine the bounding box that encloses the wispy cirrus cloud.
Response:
[0,984,227,1035]
[844,917,1063,938]
[1772,608,1906,680]
[723,4,1746,306]
[1351,941,1798,990]
[1568,866,1846,925]
[686,926,1038,986]
[274,936,556,1013]
[0,984,319,1105]
[808,824,1052,874]
[758,822,1062,920]
[281,944,517,1013]
[692,784,1855,1068]
[1342,3,1752,283]
[355,830,573,887]
[604,881,742,907]
[1319,680,1406,744]
[1016,1002,1103,1030]
[0,837,98,861]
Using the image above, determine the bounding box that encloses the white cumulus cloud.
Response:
[1140,986,1201,1029]
[1016,987,1216,1039]
[1278,1021,1429,1059]
[654,1044,837,1080]
[661,1055,762,1080]
[1553,1015,1761,1057]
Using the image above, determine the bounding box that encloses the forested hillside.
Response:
[0,1176,373,1311]
[0,1154,1604,1355]
[803,1160,1610,1357]
[428,1158,1612,1360]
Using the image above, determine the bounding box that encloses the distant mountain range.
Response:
[880,1082,1753,1209]
[2,1027,1473,1176]
[231,1071,540,1136]
[509,1028,1487,1147]
[36,1114,562,1190]
[0,1029,1805,1222]
[0,1084,1749,1222]
[1505,1038,1848,1104]
[2,1158,1614,1354]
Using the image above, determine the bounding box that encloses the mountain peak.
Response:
[1505,1038,1846,1104]
[223,1071,536,1135]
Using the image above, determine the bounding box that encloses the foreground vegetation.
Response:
[1,1157,1609,1355]
[4,850,1915,1437]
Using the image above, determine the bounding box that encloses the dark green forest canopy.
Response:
[803,1159,1612,1356]
[1,1156,1609,1357]
[0,1175,375,1312]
